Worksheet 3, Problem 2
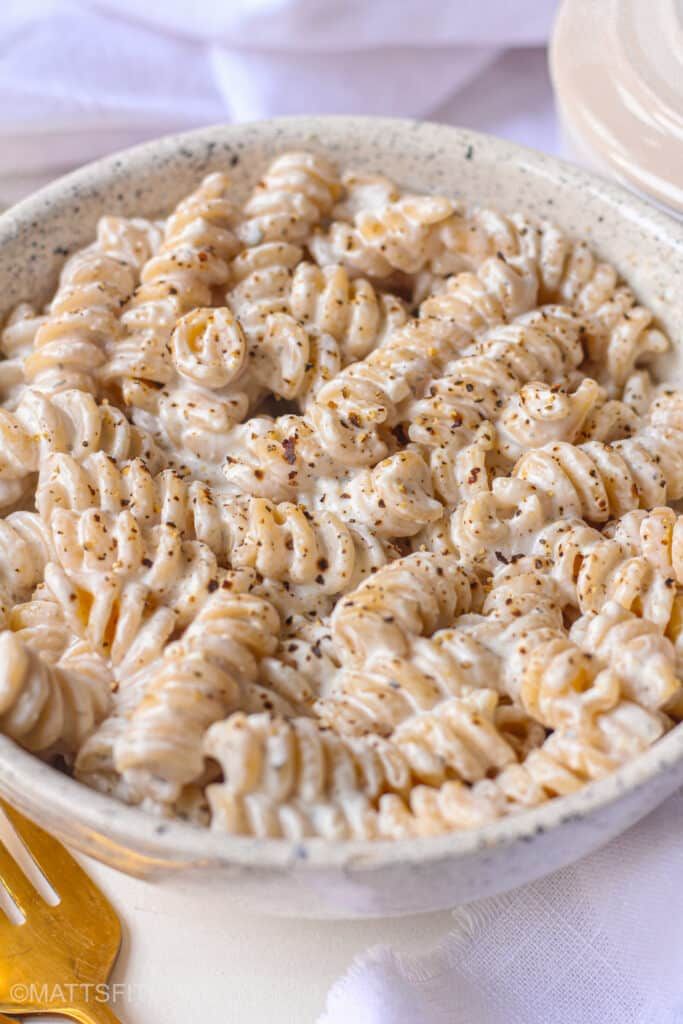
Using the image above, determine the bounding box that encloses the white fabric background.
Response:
[0,0,558,199]
[321,794,683,1024]
[2,3,681,1022]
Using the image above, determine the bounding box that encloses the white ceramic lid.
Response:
[550,0,683,215]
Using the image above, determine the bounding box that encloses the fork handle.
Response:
[65,1000,124,1024]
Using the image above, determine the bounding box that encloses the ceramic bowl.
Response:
[1,117,682,919]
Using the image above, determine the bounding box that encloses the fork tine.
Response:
[0,800,113,912]
[0,835,39,915]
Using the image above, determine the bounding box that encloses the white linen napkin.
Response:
[319,790,683,1024]
[0,0,557,201]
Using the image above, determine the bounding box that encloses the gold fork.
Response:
[0,799,123,1023]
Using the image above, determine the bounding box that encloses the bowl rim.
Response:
[2,114,683,874]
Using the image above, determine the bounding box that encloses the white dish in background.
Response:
[0,116,682,918]
[550,0,683,219]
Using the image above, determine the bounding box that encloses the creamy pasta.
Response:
[0,150,680,840]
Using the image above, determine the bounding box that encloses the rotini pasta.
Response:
[36,452,401,597]
[569,601,679,710]
[0,387,161,510]
[238,152,341,246]
[308,257,539,469]
[0,150,679,843]
[534,511,683,629]
[219,255,540,499]
[289,261,407,363]
[0,512,56,623]
[0,303,43,412]
[0,632,112,755]
[1,302,48,364]
[377,700,667,837]
[204,693,541,839]
[227,244,407,405]
[113,587,281,803]
[434,209,669,390]
[478,564,679,730]
[259,615,340,711]
[407,307,587,447]
[103,173,239,400]
[6,596,71,664]
[204,711,408,839]
[23,215,161,395]
[430,389,683,574]
[44,509,221,659]
[403,306,605,500]
[331,551,482,666]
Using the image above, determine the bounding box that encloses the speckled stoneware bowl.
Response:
[1,117,682,919]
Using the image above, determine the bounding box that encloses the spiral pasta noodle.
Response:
[493,376,642,461]
[407,307,587,445]
[316,552,484,734]
[227,245,407,404]
[433,390,683,574]
[204,711,409,839]
[514,399,683,520]
[377,700,668,837]
[21,215,161,397]
[308,257,539,470]
[0,386,162,510]
[259,616,340,711]
[74,671,152,805]
[1,302,48,364]
[403,306,620,500]
[204,692,541,839]
[36,451,404,597]
[2,213,161,376]
[480,564,679,726]
[322,556,677,742]
[43,507,223,668]
[534,512,683,629]
[0,632,112,754]
[289,261,407,363]
[331,551,481,667]
[219,255,540,500]
[435,209,669,389]
[309,185,458,277]
[103,174,239,401]
[569,601,679,710]
[238,152,341,246]
[113,587,281,803]
[0,512,56,623]
[0,305,43,413]
[6,596,71,664]
[150,308,262,469]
